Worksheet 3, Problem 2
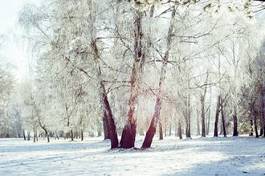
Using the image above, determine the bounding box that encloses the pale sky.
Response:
[0,0,26,34]
[0,0,38,81]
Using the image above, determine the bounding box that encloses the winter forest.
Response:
[0,0,265,175]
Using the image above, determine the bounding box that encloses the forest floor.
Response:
[0,136,264,176]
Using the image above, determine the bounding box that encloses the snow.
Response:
[0,136,264,176]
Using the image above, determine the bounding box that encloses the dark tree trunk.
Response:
[91,41,119,149]
[120,122,137,148]
[249,119,254,136]
[120,10,144,149]
[178,120,182,140]
[142,96,162,148]
[142,117,156,148]
[103,112,109,140]
[183,94,192,138]
[23,130,26,141]
[262,116,265,138]
[185,122,191,138]
[201,72,208,137]
[100,85,119,148]
[33,130,38,143]
[261,89,265,137]
[253,111,259,138]
[38,116,50,143]
[41,127,50,143]
[220,99,227,137]
[70,129,74,141]
[233,112,238,136]
[185,96,191,138]
[88,1,118,149]
[201,95,206,137]
[185,120,191,138]
[159,121,163,140]
[214,96,221,137]
[27,132,30,141]
[80,129,84,141]
[141,3,176,149]
[46,131,50,143]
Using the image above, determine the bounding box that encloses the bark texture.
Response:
[214,96,221,137]
[220,99,227,137]
[232,106,238,136]
[201,72,208,137]
[178,120,183,140]
[88,0,118,149]
[159,121,163,140]
[120,10,144,149]
[142,5,176,148]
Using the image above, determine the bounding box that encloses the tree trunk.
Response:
[249,119,254,136]
[169,124,172,136]
[103,112,109,140]
[46,131,50,143]
[80,129,84,141]
[197,110,200,136]
[27,132,30,141]
[185,95,191,138]
[214,96,220,137]
[207,87,212,135]
[263,119,265,138]
[261,90,265,137]
[70,129,74,141]
[159,121,163,140]
[220,99,227,137]
[33,129,37,143]
[88,0,118,149]
[178,120,182,140]
[142,97,162,148]
[253,110,259,138]
[101,81,119,148]
[201,72,208,137]
[207,108,211,135]
[254,116,259,138]
[91,41,119,149]
[185,121,191,138]
[232,106,239,136]
[120,10,144,149]
[201,95,206,137]
[41,126,50,143]
[142,5,176,149]
[23,130,26,141]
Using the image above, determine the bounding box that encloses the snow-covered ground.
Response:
[0,136,264,176]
